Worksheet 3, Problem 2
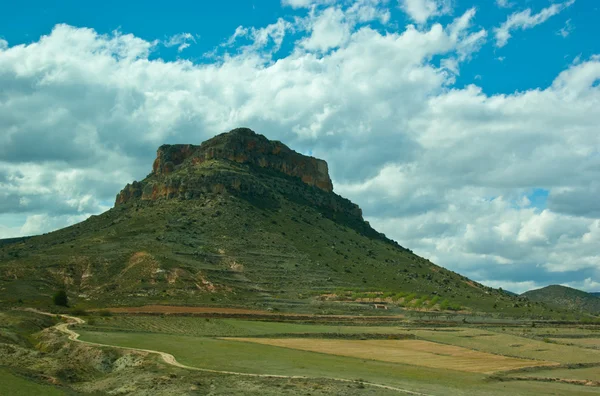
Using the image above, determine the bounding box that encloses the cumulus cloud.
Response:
[1,3,599,292]
[300,7,351,51]
[399,0,453,24]
[494,0,576,47]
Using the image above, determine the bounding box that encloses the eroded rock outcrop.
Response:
[151,128,332,191]
[114,128,362,219]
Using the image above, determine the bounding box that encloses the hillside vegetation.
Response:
[0,129,570,318]
[522,285,600,315]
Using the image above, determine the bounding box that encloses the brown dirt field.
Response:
[226,338,559,374]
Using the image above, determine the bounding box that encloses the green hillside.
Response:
[0,129,564,318]
[522,285,600,315]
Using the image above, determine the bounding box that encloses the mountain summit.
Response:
[116,128,333,205]
[0,128,552,316]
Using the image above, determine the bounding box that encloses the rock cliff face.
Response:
[150,128,333,191]
[115,128,361,217]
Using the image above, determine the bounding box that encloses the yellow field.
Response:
[227,338,558,374]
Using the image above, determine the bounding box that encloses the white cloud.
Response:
[399,0,452,24]
[281,0,336,8]
[300,7,351,51]
[557,18,574,38]
[495,0,513,9]
[494,0,576,47]
[20,213,91,236]
[222,18,294,55]
[164,32,197,52]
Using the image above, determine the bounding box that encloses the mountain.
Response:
[522,285,600,315]
[592,292,600,297]
[0,128,553,316]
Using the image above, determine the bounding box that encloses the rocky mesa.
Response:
[116,128,335,205]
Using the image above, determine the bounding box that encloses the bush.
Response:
[393,292,406,301]
[53,290,68,307]
[404,293,417,303]
[428,296,440,307]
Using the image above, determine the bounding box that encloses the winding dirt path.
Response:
[27,309,431,395]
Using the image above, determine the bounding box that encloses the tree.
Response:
[53,290,68,307]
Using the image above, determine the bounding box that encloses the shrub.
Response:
[393,292,406,301]
[428,296,440,307]
[53,290,68,307]
[404,293,417,303]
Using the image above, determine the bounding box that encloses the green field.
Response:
[514,366,600,381]
[80,315,410,337]
[409,328,600,364]
[79,316,600,364]
[0,368,65,396]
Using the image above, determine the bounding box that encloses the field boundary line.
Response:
[25,309,432,396]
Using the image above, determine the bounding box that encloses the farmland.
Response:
[73,313,600,395]
[225,338,555,373]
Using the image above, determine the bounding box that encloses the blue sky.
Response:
[1,0,599,293]
[3,0,596,96]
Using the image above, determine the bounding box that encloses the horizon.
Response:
[1,0,600,294]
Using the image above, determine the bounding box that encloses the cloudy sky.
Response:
[1,0,599,293]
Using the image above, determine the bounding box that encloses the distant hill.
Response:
[522,285,600,315]
[591,292,600,297]
[0,128,559,317]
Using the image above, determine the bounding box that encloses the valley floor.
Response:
[2,307,600,395]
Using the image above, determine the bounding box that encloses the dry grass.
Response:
[226,338,558,374]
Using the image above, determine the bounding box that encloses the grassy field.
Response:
[78,316,600,364]
[77,315,600,395]
[514,366,600,381]
[80,315,411,337]
[549,338,600,348]
[0,368,66,396]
